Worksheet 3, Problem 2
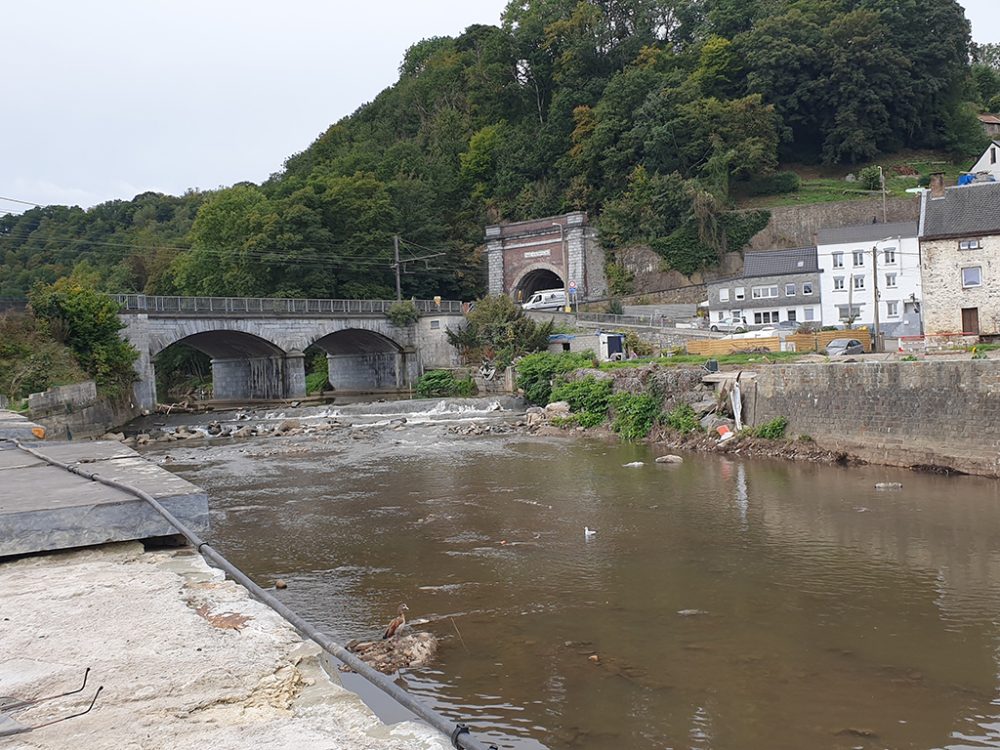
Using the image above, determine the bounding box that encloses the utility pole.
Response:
[393,235,401,302]
[871,243,880,352]
[878,166,887,224]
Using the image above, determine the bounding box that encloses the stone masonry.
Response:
[750,361,1000,475]
[920,234,1000,335]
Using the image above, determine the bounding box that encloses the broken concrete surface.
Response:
[0,543,449,750]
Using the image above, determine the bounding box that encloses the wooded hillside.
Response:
[1,0,992,299]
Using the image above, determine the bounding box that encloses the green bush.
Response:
[447,295,552,369]
[550,376,612,427]
[386,300,420,327]
[665,403,700,434]
[608,298,625,315]
[515,351,595,405]
[609,391,661,441]
[748,416,788,440]
[415,369,476,398]
[859,165,883,191]
[738,171,801,196]
[28,278,138,398]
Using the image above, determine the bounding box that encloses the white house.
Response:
[969,141,1000,181]
[815,221,922,336]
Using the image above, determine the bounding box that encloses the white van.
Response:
[521,289,567,311]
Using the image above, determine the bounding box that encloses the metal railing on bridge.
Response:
[112,294,464,316]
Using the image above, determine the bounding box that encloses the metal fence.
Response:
[112,294,464,315]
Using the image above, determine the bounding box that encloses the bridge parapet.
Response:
[113,294,464,316]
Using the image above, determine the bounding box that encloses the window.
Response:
[837,304,862,322]
[804,307,816,321]
[787,309,797,322]
[885,272,897,288]
[754,310,780,324]
[883,247,896,264]
[852,250,865,266]
[962,266,982,288]
[803,282,813,295]
[834,276,845,291]
[719,288,730,302]
[785,283,796,296]
[430,320,441,329]
[853,275,865,290]
[992,147,997,165]
[734,287,745,300]
[832,252,844,268]
[752,285,779,299]
[959,239,982,251]
[731,309,742,321]
[886,301,899,317]
[717,311,726,321]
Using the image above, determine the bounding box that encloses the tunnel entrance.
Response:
[513,269,564,302]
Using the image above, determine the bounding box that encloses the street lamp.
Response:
[552,221,572,313]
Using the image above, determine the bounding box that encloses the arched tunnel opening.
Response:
[309,329,411,392]
[153,330,296,403]
[513,268,564,302]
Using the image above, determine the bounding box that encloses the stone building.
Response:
[706,247,822,327]
[919,179,1000,336]
[484,212,607,302]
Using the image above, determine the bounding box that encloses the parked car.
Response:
[826,338,865,356]
[710,317,747,333]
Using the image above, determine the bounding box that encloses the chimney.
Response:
[929,173,946,199]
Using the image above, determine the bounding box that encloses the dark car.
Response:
[826,338,865,356]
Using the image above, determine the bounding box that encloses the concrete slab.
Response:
[0,441,208,557]
[0,409,45,441]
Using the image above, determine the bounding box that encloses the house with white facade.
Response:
[919,180,1000,336]
[816,221,921,335]
[706,247,822,327]
[969,140,1000,181]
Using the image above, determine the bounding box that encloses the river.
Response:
[135,399,1000,750]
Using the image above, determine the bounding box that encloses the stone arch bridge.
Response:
[116,295,464,410]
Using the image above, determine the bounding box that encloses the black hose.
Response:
[6,438,498,750]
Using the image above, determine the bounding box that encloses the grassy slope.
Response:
[734,150,974,209]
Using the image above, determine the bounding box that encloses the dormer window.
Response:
[959,239,982,250]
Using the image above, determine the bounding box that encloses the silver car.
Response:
[710,317,747,333]
[826,338,865,356]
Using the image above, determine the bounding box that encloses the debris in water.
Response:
[584,527,597,539]
[655,454,684,464]
[677,609,708,617]
[346,632,438,674]
[588,654,600,664]
[274,579,288,589]
[875,482,902,490]
[622,461,644,468]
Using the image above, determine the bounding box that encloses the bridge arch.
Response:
[308,328,412,392]
[153,329,300,402]
[511,264,564,302]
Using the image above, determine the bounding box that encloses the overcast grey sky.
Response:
[1,0,998,216]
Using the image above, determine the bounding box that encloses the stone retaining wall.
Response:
[749,361,1000,475]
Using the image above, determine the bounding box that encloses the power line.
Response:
[0,195,44,208]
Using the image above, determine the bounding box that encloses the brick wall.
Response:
[749,361,1000,475]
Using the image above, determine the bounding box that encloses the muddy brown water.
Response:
[142,402,1000,750]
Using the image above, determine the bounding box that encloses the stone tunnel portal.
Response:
[155,330,304,402]
[512,268,564,302]
[310,329,414,392]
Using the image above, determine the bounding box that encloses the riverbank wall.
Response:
[749,360,1000,476]
[27,380,139,439]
